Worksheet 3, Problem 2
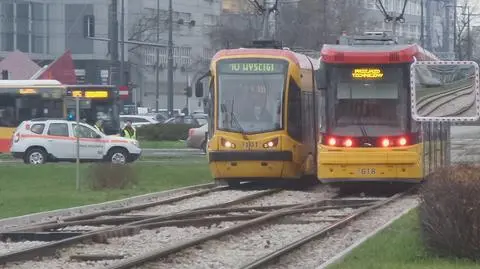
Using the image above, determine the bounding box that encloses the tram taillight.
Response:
[381,138,390,147]
[323,134,412,147]
[344,138,353,147]
[327,137,337,146]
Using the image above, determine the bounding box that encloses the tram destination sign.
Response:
[218,61,286,74]
[352,68,384,80]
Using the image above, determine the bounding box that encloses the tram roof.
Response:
[320,43,439,64]
[212,48,320,70]
[0,79,63,88]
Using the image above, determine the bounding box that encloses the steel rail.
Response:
[0,188,281,264]
[4,185,226,233]
[416,84,473,110]
[102,198,375,269]
[238,191,407,269]
[417,86,474,116]
[415,75,475,105]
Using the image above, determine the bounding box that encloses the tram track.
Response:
[108,190,413,269]
[0,184,335,268]
[416,84,475,117]
[0,185,417,269]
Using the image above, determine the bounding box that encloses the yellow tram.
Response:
[316,33,450,183]
[195,42,321,186]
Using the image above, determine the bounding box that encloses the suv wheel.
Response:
[108,148,128,164]
[25,148,47,165]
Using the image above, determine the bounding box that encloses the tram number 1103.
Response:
[358,168,376,175]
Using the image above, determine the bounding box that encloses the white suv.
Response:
[10,119,142,165]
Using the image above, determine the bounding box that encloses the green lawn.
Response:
[139,140,186,149]
[328,209,480,269]
[0,161,211,219]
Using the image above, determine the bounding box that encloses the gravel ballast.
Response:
[0,186,212,232]
[263,196,419,269]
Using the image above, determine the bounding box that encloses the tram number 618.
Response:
[359,168,376,175]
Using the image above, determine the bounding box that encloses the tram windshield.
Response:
[216,59,287,134]
[326,64,408,136]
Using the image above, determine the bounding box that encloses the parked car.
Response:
[163,115,207,127]
[10,119,141,165]
[120,115,160,128]
[186,123,208,153]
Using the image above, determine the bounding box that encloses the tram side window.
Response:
[288,78,302,141]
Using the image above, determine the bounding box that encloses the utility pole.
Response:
[167,0,174,117]
[261,0,270,39]
[322,0,327,44]
[467,8,471,60]
[120,0,125,86]
[421,0,424,47]
[155,0,160,112]
[110,0,119,85]
[453,0,457,59]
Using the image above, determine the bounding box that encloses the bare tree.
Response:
[208,12,262,49]
[209,0,380,51]
[128,9,168,53]
[455,0,478,60]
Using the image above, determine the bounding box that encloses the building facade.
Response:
[0,0,119,84]
[127,0,221,112]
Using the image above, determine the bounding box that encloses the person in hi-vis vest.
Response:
[121,120,136,139]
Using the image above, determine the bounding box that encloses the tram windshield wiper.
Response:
[221,103,248,140]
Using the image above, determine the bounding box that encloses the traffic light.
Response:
[184,86,192,97]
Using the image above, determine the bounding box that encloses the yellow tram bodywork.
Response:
[207,49,319,182]
[318,143,423,182]
[317,120,449,183]
[316,40,450,184]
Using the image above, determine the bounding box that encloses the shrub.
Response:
[136,123,195,141]
[86,163,138,190]
[419,164,480,260]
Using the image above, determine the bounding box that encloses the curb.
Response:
[316,204,419,269]
[0,183,214,229]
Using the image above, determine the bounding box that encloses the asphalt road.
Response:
[0,128,476,164]
[142,148,205,157]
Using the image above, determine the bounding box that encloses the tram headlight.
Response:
[263,138,279,148]
[221,138,235,148]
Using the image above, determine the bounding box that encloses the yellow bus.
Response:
[0,80,121,153]
[0,80,65,153]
